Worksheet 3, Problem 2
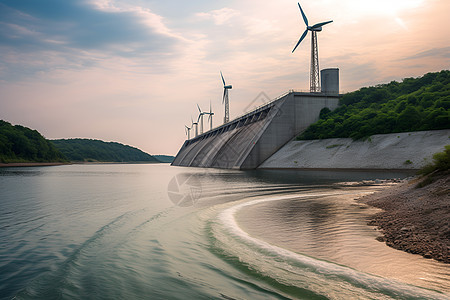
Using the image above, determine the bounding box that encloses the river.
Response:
[0,164,448,299]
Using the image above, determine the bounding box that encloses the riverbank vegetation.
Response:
[0,120,66,163]
[416,145,450,187]
[52,139,160,163]
[298,70,449,140]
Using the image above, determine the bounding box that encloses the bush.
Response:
[418,145,450,175]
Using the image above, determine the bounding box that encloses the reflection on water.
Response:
[0,164,447,300]
[237,191,450,293]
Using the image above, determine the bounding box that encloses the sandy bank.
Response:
[259,130,450,170]
[358,174,450,263]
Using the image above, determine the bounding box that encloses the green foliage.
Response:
[418,145,450,175]
[298,70,450,140]
[51,139,159,163]
[0,120,66,163]
[326,144,343,149]
[416,145,450,188]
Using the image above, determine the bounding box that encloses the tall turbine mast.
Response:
[185,125,191,140]
[220,71,232,124]
[207,101,214,130]
[197,104,205,135]
[310,31,319,92]
[292,2,332,93]
[191,116,198,137]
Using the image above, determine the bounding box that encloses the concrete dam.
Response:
[172,69,340,169]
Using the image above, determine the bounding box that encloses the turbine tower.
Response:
[220,71,232,124]
[207,101,214,130]
[191,116,198,137]
[197,104,205,134]
[292,2,332,93]
[185,125,191,140]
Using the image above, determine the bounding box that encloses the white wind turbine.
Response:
[185,125,191,140]
[191,116,198,137]
[207,101,214,130]
[197,104,206,135]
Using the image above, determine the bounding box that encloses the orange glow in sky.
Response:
[0,0,448,154]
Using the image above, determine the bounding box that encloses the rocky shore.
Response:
[359,174,450,263]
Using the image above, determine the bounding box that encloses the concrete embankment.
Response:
[259,130,450,170]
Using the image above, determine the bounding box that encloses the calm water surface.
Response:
[0,164,448,299]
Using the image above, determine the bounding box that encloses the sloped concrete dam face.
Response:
[172,92,339,169]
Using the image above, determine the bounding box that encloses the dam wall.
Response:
[172,91,340,169]
[259,130,450,170]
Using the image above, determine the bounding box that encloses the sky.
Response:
[0,0,449,155]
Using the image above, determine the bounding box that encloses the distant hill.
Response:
[298,70,449,140]
[52,139,159,163]
[154,155,175,163]
[0,120,66,163]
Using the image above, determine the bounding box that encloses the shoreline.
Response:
[0,162,68,168]
[0,161,165,168]
[358,174,449,263]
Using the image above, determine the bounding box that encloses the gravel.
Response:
[358,174,450,263]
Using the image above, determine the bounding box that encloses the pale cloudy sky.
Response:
[0,0,449,155]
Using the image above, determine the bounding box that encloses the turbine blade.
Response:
[292,29,308,53]
[209,100,212,113]
[222,89,226,103]
[197,103,201,113]
[220,71,226,86]
[298,3,308,26]
[311,20,333,29]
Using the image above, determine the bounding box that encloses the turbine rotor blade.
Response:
[222,89,226,103]
[220,71,226,86]
[292,29,308,53]
[311,20,333,29]
[197,103,201,113]
[298,3,308,26]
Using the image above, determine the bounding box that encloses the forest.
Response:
[0,120,66,163]
[298,70,449,140]
[52,139,160,163]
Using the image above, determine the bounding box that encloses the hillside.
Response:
[154,155,175,163]
[0,120,66,163]
[298,70,449,140]
[52,139,159,163]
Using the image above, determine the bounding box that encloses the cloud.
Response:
[0,0,181,80]
[196,8,240,25]
[400,47,450,61]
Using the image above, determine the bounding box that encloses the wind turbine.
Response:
[220,71,232,124]
[207,101,214,130]
[197,104,205,134]
[292,2,333,93]
[185,125,191,140]
[191,116,198,137]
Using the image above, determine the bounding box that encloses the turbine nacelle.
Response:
[308,26,322,32]
[224,85,232,89]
